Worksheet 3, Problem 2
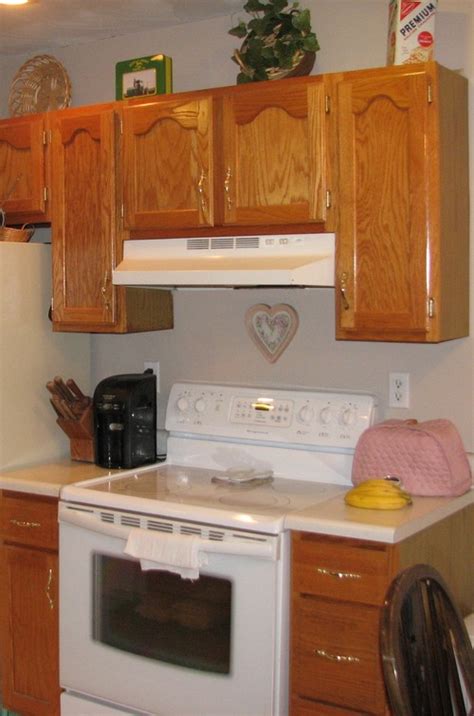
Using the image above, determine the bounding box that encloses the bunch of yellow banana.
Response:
[344,479,412,510]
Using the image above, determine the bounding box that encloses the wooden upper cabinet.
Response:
[0,114,49,223]
[221,79,329,227]
[335,63,469,342]
[50,105,117,329]
[50,104,173,334]
[121,95,214,230]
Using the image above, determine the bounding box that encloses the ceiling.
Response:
[0,0,243,57]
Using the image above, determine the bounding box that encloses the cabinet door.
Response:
[51,106,117,328]
[122,96,214,229]
[335,69,430,341]
[0,114,49,222]
[0,544,60,716]
[221,79,328,226]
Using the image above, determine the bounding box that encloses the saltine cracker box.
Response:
[387,0,437,65]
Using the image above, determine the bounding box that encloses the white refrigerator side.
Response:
[0,243,91,469]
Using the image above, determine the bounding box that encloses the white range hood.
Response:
[113,234,335,288]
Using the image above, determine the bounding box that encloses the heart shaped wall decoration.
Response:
[245,303,299,363]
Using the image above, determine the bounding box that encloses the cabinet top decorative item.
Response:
[8,54,72,116]
[229,0,319,83]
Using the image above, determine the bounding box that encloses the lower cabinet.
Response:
[290,508,473,716]
[0,491,60,716]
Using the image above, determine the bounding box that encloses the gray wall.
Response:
[1,1,473,450]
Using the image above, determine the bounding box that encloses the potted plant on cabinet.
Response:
[229,0,320,83]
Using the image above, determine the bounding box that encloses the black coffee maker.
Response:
[93,371,157,469]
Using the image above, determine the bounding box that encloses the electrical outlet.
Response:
[389,372,410,408]
[144,361,160,393]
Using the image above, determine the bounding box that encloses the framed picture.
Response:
[115,54,172,100]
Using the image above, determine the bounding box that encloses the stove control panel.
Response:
[166,383,377,449]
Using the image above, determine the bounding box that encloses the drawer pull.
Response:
[10,519,41,528]
[315,648,360,664]
[46,568,54,610]
[317,567,362,580]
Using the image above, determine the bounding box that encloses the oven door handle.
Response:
[59,504,279,560]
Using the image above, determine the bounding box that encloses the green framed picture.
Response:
[115,54,172,100]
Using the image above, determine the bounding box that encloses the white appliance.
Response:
[59,382,376,716]
[0,242,90,469]
[112,234,335,287]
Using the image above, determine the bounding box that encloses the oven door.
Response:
[59,503,289,716]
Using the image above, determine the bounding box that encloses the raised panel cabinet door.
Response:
[0,114,49,221]
[0,544,60,715]
[336,68,430,341]
[221,79,328,226]
[121,96,214,229]
[51,107,116,327]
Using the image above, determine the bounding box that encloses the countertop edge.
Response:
[285,488,474,542]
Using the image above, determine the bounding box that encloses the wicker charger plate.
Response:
[9,54,72,116]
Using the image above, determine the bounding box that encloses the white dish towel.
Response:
[124,528,208,580]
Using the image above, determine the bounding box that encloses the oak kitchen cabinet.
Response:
[121,76,333,233]
[334,62,469,343]
[0,491,60,716]
[0,61,468,341]
[290,504,474,715]
[49,103,173,333]
[0,113,50,225]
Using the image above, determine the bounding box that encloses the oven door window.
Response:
[92,554,232,674]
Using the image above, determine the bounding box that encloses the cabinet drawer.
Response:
[292,533,394,605]
[291,695,369,715]
[291,596,386,713]
[0,491,58,550]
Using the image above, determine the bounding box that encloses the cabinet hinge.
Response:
[325,190,332,209]
[325,95,331,114]
[428,297,435,318]
[43,186,48,202]
[427,84,433,104]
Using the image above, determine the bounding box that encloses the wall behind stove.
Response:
[1,1,473,450]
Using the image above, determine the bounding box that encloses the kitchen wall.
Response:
[1,0,473,450]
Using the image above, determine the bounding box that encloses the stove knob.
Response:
[319,406,332,424]
[340,406,356,426]
[297,404,314,425]
[194,398,206,413]
[176,396,190,413]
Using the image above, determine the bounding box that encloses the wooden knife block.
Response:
[57,406,95,462]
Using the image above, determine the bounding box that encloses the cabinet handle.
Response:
[101,271,110,309]
[339,272,350,311]
[46,568,54,610]
[316,567,362,580]
[197,169,207,214]
[224,167,233,210]
[314,648,360,664]
[10,519,41,528]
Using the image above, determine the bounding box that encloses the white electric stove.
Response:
[59,383,376,716]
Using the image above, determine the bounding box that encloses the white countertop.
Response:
[0,457,472,545]
[0,459,119,498]
[285,486,473,543]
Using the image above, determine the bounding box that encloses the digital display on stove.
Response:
[230,396,293,426]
